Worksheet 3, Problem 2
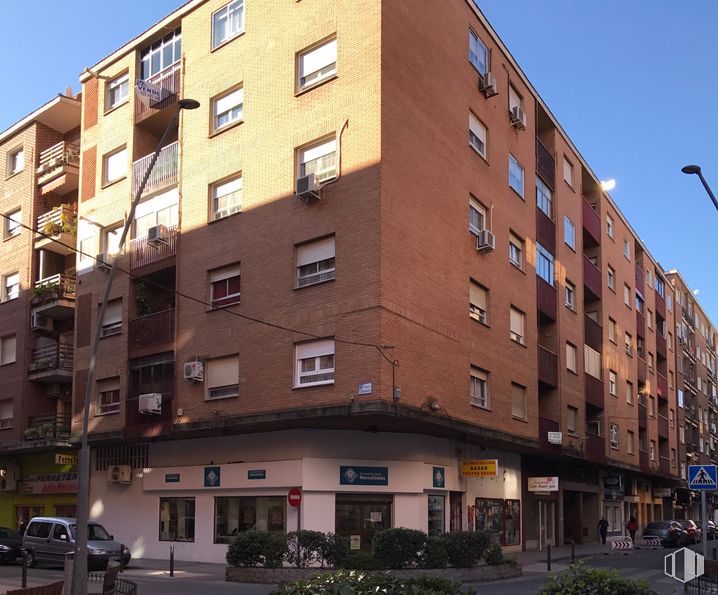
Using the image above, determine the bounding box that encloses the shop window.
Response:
[428,495,445,537]
[473,498,520,546]
[214,496,285,543]
[159,497,195,541]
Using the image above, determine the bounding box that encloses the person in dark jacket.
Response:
[626,516,638,543]
[597,517,609,544]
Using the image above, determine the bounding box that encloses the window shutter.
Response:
[210,265,241,283]
[300,39,337,77]
[511,384,525,418]
[207,356,239,389]
[296,237,335,267]
[103,300,122,326]
[296,339,334,360]
[301,139,336,165]
[563,158,573,185]
[0,401,12,420]
[215,177,242,198]
[215,88,243,114]
[510,308,523,336]
[98,377,120,393]
[469,113,486,145]
[509,85,521,111]
[470,282,487,310]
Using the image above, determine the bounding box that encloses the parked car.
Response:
[22,517,130,570]
[0,527,22,563]
[642,521,690,547]
[707,520,716,540]
[676,520,701,544]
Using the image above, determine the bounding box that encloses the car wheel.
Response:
[24,551,36,568]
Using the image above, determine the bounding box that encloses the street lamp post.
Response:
[71,98,199,595]
[682,164,718,213]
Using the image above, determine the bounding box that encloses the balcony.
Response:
[583,255,602,301]
[35,204,77,256]
[658,414,669,439]
[585,374,604,409]
[635,263,644,290]
[129,224,178,274]
[639,450,650,472]
[637,358,647,383]
[125,392,173,439]
[135,62,181,123]
[638,402,648,429]
[36,141,79,195]
[23,413,71,443]
[656,333,667,360]
[659,457,671,477]
[538,346,558,388]
[539,417,562,452]
[535,137,555,189]
[657,373,668,402]
[635,311,645,337]
[584,315,602,352]
[128,309,175,357]
[655,290,666,317]
[132,141,178,198]
[582,198,601,246]
[28,344,73,383]
[31,274,76,320]
[537,278,557,321]
[536,207,555,250]
[585,433,605,463]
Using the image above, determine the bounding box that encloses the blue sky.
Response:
[1,1,717,321]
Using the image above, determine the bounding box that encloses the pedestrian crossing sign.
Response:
[688,465,718,490]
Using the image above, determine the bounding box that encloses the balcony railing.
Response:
[132,141,178,197]
[36,142,80,195]
[128,309,175,355]
[639,450,650,471]
[582,198,601,246]
[585,374,604,409]
[635,263,644,290]
[24,413,71,442]
[536,206,555,250]
[129,224,178,272]
[584,315,602,352]
[539,416,562,451]
[657,373,668,401]
[35,204,77,254]
[583,255,602,301]
[538,346,558,388]
[125,392,173,439]
[28,344,73,375]
[638,402,648,429]
[135,62,181,121]
[658,414,669,439]
[659,457,671,476]
[31,274,76,307]
[585,433,605,463]
[537,278,557,321]
[535,137,555,189]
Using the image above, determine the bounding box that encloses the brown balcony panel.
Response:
[128,309,175,357]
[135,64,180,123]
[636,311,645,337]
[657,373,668,401]
[537,278,557,321]
[130,225,178,274]
[582,255,602,301]
[585,374,604,409]
[582,199,601,246]
[31,274,77,320]
[536,137,555,190]
[539,416,561,452]
[658,414,669,439]
[655,292,666,318]
[656,334,667,360]
[639,450,650,472]
[585,433,605,463]
[125,393,173,439]
[659,457,670,476]
[536,207,555,249]
[36,142,80,195]
[584,315,602,351]
[638,403,648,429]
[538,346,558,388]
[24,413,71,443]
[635,264,644,290]
[35,204,77,256]
[28,344,73,383]
[637,358,647,382]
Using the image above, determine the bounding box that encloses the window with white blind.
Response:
[4,209,21,239]
[2,272,19,301]
[103,226,122,256]
[212,86,244,131]
[610,424,619,449]
[7,147,23,176]
[0,401,13,429]
[0,335,16,366]
[101,299,122,337]
[295,339,335,387]
[609,370,617,395]
[627,430,634,454]
[584,345,601,379]
[212,0,244,49]
[210,264,241,308]
[207,355,240,399]
[470,367,489,409]
[298,138,337,183]
[509,232,524,269]
[469,280,488,324]
[606,214,614,238]
[103,147,127,185]
[608,318,617,343]
[566,342,577,373]
[469,112,487,157]
[106,72,129,110]
[510,306,525,344]
[211,175,242,220]
[469,197,486,235]
[296,237,335,288]
[626,380,634,405]
[565,280,575,310]
[97,377,120,415]
[468,29,488,75]
[563,157,573,187]
[509,85,522,112]
[511,383,526,420]
[297,38,337,91]
[567,406,578,436]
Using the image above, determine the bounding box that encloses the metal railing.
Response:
[36,204,77,237]
[129,224,178,270]
[28,344,74,373]
[132,141,178,197]
[25,413,71,442]
[135,62,181,121]
[31,274,77,306]
[128,308,175,353]
[36,141,80,175]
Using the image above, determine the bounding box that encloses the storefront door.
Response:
[603,502,622,534]
[538,500,556,549]
[335,494,392,552]
[15,506,45,534]
[449,492,462,531]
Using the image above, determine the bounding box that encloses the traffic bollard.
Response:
[21,550,27,588]
[170,545,174,577]
[547,544,551,572]
[571,540,575,563]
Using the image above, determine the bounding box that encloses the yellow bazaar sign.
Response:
[462,459,498,478]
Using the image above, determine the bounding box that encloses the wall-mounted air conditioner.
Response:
[138,393,162,415]
[183,361,204,382]
[107,465,132,484]
[296,174,321,204]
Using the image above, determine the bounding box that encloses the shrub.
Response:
[372,528,427,569]
[285,530,326,568]
[226,530,287,568]
[341,551,383,570]
[536,562,656,595]
[320,533,350,568]
[442,531,491,568]
[404,575,476,594]
[421,536,448,569]
[483,543,504,566]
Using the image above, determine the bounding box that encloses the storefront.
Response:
[601,473,625,537]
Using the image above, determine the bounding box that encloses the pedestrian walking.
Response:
[626,516,638,544]
[597,517,609,544]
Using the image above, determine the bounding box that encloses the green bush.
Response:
[372,528,427,569]
[421,536,449,569]
[341,551,383,570]
[536,562,656,595]
[442,531,491,568]
[285,530,326,568]
[320,533,350,568]
[483,543,504,566]
[226,530,287,568]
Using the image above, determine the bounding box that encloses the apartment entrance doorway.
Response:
[538,500,556,549]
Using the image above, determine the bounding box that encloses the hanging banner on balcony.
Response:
[136,79,163,103]
[22,472,78,494]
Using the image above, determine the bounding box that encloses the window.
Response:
[78,236,95,271]
[565,280,575,310]
[97,377,120,415]
[624,284,631,307]
[468,112,487,157]
[627,430,634,454]
[608,318,617,343]
[566,342,577,373]
[626,380,634,405]
[649,440,656,461]
[211,175,242,220]
[298,137,336,183]
[106,72,129,110]
[297,37,337,91]
[4,209,21,239]
[654,276,665,298]
[211,86,244,131]
[511,383,526,420]
[625,332,633,356]
[140,28,181,81]
[610,423,619,449]
[6,147,23,176]
[210,264,241,308]
[296,236,335,288]
[470,367,489,409]
[647,309,653,329]
[636,293,644,314]
[648,353,654,372]
[637,336,644,358]
[2,273,19,302]
[508,155,524,197]
[214,496,285,543]
[563,157,574,187]
[535,177,552,218]
[509,233,524,269]
[670,409,675,428]
[103,147,127,185]
[667,293,673,311]
[649,396,655,417]
[606,214,614,238]
[536,243,554,286]
[584,345,601,379]
[607,266,615,290]
[508,85,522,112]
[609,370,617,396]
[207,355,239,399]
[212,0,244,48]
[134,193,179,238]
[295,339,335,387]
[101,299,122,337]
[567,406,578,436]
[159,497,195,542]
[103,225,122,257]
[509,306,524,344]
[564,216,575,249]
[671,448,677,467]
[646,269,652,286]
[669,370,674,387]
[0,401,12,429]
[623,239,630,260]
[468,29,488,74]
[469,280,488,325]
[469,197,486,235]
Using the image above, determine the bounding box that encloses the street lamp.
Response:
[71,97,199,595]
[682,164,718,212]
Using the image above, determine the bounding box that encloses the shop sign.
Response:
[547,432,562,445]
[340,466,388,486]
[165,473,180,483]
[654,488,673,498]
[358,383,373,395]
[350,535,361,550]
[248,470,266,480]
[604,475,621,488]
[603,488,625,501]
[22,472,77,494]
[55,454,77,466]
[204,466,221,488]
[461,459,497,478]
[527,476,559,492]
[432,467,445,488]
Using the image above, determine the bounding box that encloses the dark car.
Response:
[0,527,22,563]
[643,521,690,547]
[677,520,701,544]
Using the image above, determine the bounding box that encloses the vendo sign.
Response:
[287,487,302,508]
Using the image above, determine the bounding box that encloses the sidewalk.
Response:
[511,542,611,569]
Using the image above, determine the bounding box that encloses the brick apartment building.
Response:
[0,0,716,562]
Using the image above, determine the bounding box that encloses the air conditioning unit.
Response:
[138,393,162,415]
[510,106,527,130]
[183,361,204,382]
[296,174,321,204]
[147,225,168,248]
[479,72,498,98]
[107,465,132,484]
[96,252,113,272]
[476,229,496,252]
[30,312,53,332]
